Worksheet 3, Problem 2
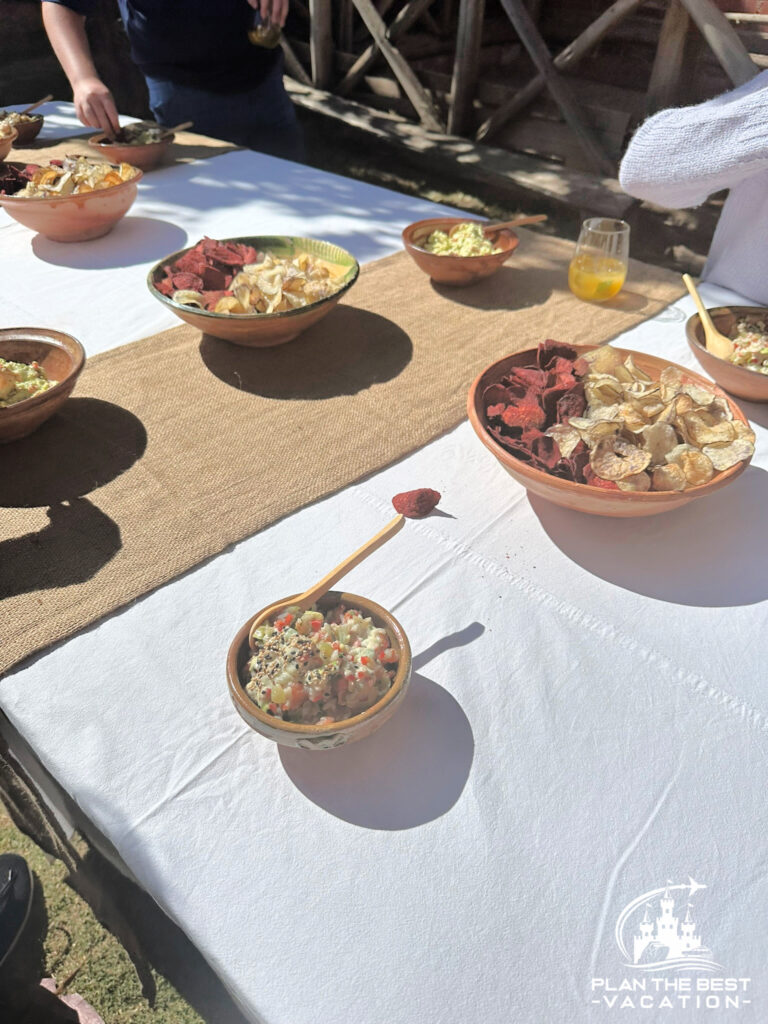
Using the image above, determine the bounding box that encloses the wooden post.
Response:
[677,0,757,85]
[476,0,643,143]
[497,0,615,175]
[281,36,312,86]
[447,0,485,135]
[349,0,444,129]
[309,0,334,89]
[646,1,691,114]
[338,0,436,97]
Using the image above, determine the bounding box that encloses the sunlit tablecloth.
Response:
[1,107,766,1024]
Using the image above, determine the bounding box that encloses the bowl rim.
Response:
[0,125,19,145]
[402,215,518,261]
[468,343,753,505]
[0,161,143,204]
[0,111,43,124]
[88,131,174,151]
[227,590,412,736]
[146,234,361,323]
[685,305,768,379]
[0,327,86,417]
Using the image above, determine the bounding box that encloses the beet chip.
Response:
[537,339,578,370]
[171,272,204,291]
[556,386,585,423]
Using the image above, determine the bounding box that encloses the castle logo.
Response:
[615,877,722,973]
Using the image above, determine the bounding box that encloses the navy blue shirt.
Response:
[43,0,280,92]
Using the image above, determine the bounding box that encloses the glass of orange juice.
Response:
[568,218,630,302]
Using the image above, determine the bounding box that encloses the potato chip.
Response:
[582,346,625,374]
[641,421,678,465]
[679,411,736,448]
[701,438,755,470]
[616,471,651,492]
[591,437,651,481]
[652,463,686,491]
[678,450,714,486]
[544,423,582,459]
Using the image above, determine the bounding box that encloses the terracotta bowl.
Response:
[402,216,519,287]
[0,328,86,443]
[467,345,753,518]
[9,115,44,146]
[0,126,18,162]
[227,591,412,750]
[147,235,360,347]
[686,305,768,403]
[88,132,173,172]
[0,162,142,242]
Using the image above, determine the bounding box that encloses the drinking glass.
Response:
[568,218,630,302]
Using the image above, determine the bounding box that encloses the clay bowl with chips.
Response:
[468,345,753,518]
[0,327,86,443]
[88,130,173,172]
[0,161,143,242]
[5,115,44,147]
[227,591,412,749]
[147,235,360,347]
[686,305,768,403]
[402,216,519,287]
[0,126,18,162]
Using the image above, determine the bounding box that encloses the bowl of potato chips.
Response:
[147,235,359,347]
[0,157,142,242]
[468,342,755,517]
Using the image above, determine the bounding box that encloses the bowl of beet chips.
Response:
[467,340,753,517]
[147,235,359,347]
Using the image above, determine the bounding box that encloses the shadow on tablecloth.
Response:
[530,464,768,607]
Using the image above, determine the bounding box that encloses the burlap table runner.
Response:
[9,129,238,167]
[0,233,684,675]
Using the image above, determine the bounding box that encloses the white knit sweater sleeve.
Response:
[619,70,768,209]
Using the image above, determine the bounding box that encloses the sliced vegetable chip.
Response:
[652,463,687,491]
[678,450,715,486]
[641,422,678,466]
[702,438,755,470]
[591,437,652,481]
[616,471,651,492]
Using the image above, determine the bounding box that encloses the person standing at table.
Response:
[40,0,304,161]
[619,70,768,304]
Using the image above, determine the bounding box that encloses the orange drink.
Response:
[568,218,630,302]
[568,253,627,302]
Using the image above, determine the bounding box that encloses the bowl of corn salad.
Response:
[227,591,412,749]
[686,305,768,403]
[402,217,519,287]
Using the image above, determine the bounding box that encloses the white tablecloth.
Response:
[2,108,767,1024]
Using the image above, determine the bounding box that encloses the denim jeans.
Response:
[145,56,304,162]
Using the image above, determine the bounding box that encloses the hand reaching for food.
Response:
[247,0,289,28]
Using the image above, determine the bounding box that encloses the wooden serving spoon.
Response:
[448,214,547,238]
[19,95,53,116]
[248,514,405,650]
[682,273,734,360]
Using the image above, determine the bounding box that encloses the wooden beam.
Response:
[677,0,757,85]
[337,0,436,97]
[497,0,614,175]
[349,0,444,129]
[309,0,334,89]
[286,79,636,218]
[646,0,691,115]
[281,35,312,86]
[477,0,643,143]
[447,0,485,135]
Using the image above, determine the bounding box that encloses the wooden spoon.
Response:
[19,95,53,116]
[168,120,193,133]
[682,273,734,360]
[248,514,405,650]
[448,214,547,237]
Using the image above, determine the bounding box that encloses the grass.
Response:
[0,805,210,1023]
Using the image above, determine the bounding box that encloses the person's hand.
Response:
[72,76,120,137]
[247,0,289,29]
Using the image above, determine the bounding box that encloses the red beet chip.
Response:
[234,243,260,264]
[171,272,204,291]
[201,265,228,290]
[392,488,441,519]
[486,403,506,420]
[155,278,174,296]
[529,433,560,470]
[556,388,585,423]
[202,290,233,310]
[501,400,546,431]
[572,357,590,377]
[483,383,511,407]
[537,340,578,370]
[508,366,548,390]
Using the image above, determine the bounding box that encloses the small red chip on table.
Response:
[483,340,755,492]
[392,488,441,517]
